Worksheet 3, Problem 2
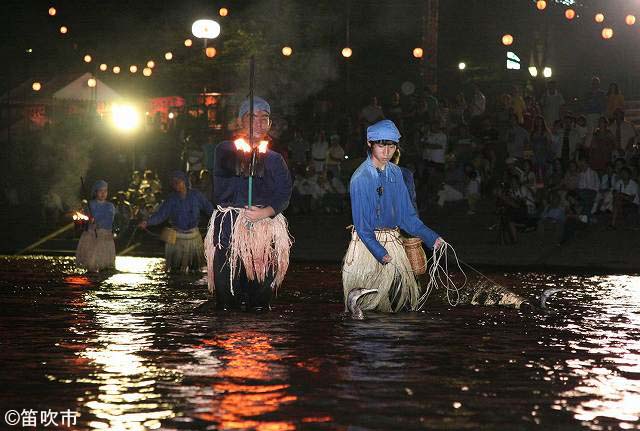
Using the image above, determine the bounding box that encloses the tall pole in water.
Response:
[248,56,255,207]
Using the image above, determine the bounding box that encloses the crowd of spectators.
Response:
[8,75,639,248]
[259,74,640,245]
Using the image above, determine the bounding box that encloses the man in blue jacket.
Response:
[343,119,444,313]
[205,96,293,312]
[140,171,214,273]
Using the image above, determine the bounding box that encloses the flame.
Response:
[73,211,89,221]
[234,138,269,154]
[234,138,252,153]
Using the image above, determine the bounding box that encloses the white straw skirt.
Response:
[342,228,421,313]
[76,227,116,272]
[204,207,293,295]
[165,228,205,273]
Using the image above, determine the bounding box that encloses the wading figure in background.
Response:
[139,171,213,273]
[205,97,293,312]
[76,180,116,272]
[342,119,444,315]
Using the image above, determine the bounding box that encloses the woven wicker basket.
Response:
[403,237,427,275]
[160,227,177,245]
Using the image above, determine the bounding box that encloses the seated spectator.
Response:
[292,166,321,214]
[574,116,588,149]
[129,171,142,191]
[530,115,553,179]
[114,191,134,236]
[541,191,566,224]
[520,159,537,193]
[325,134,345,177]
[611,167,639,228]
[289,129,310,170]
[609,109,638,159]
[465,168,481,215]
[576,156,599,221]
[559,191,587,244]
[422,121,448,186]
[590,117,615,173]
[437,157,465,207]
[550,119,563,160]
[311,130,329,173]
[558,114,581,170]
[494,175,538,244]
[325,170,347,213]
[592,162,617,214]
[547,159,565,191]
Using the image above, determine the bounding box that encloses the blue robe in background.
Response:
[88,200,116,230]
[147,190,213,231]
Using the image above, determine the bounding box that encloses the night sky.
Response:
[3,0,640,100]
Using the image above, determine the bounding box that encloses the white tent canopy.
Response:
[53,73,121,102]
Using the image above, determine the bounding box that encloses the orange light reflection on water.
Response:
[195,332,297,430]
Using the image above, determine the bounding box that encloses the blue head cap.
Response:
[171,171,190,188]
[367,119,401,143]
[238,96,271,119]
[92,180,108,196]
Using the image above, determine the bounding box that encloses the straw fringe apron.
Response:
[204,207,293,295]
[165,228,205,272]
[342,227,421,313]
[76,227,116,272]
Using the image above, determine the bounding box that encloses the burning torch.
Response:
[79,176,97,238]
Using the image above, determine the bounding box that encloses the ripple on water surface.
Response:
[0,256,639,430]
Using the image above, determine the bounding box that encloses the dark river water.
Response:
[0,255,639,431]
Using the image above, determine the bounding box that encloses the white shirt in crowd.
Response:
[294,176,322,199]
[556,128,581,159]
[614,179,639,205]
[608,121,638,151]
[469,91,486,117]
[422,131,448,164]
[465,178,481,197]
[311,140,328,161]
[599,173,619,191]
[360,104,384,125]
[577,167,600,191]
[541,91,565,125]
[330,177,347,195]
[326,144,345,167]
[513,185,536,215]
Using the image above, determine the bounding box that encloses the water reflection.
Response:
[185,332,297,431]
[557,275,640,427]
[79,257,176,431]
[4,256,640,430]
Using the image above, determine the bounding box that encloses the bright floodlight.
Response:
[528,66,538,77]
[458,62,466,70]
[543,67,552,78]
[112,104,141,132]
[192,19,221,39]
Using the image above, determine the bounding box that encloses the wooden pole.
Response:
[15,223,74,255]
